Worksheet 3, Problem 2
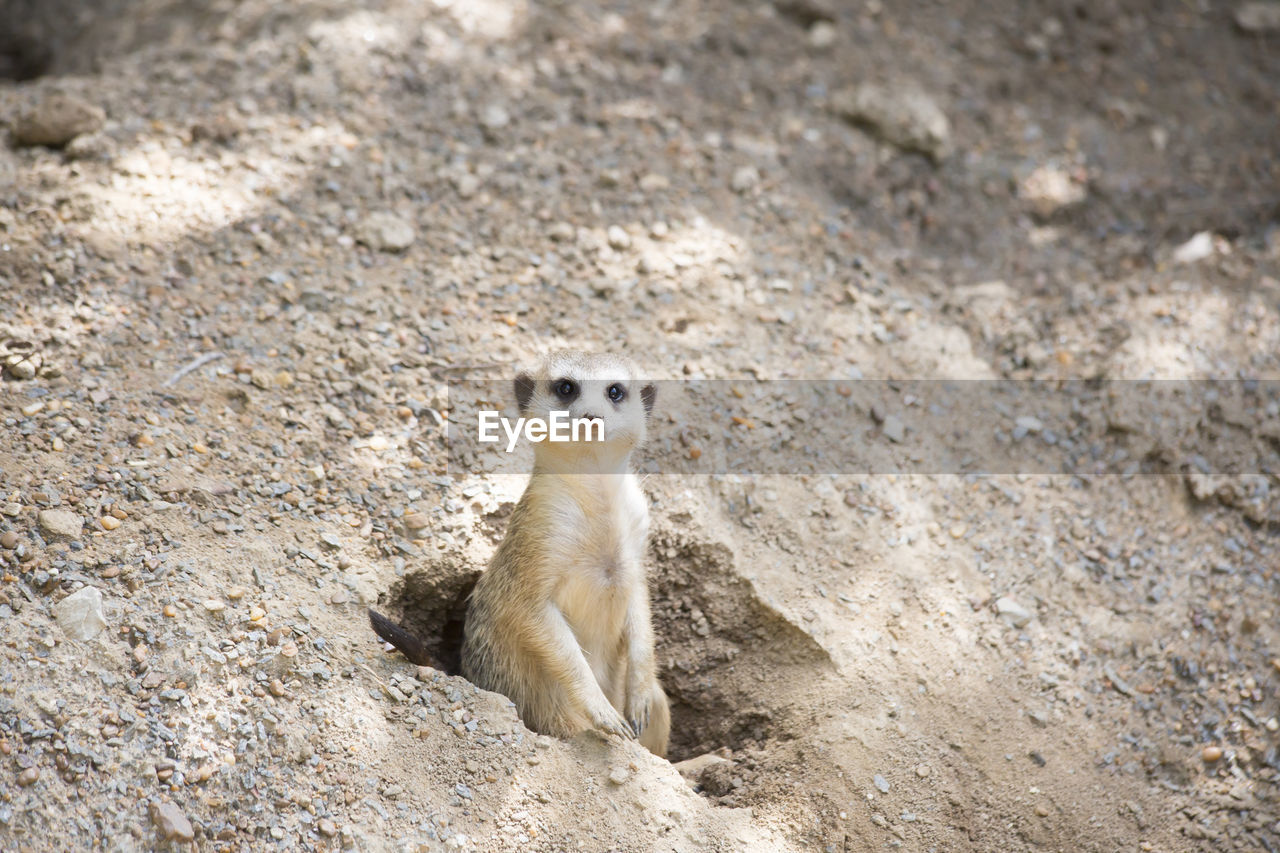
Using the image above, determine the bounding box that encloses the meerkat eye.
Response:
[607,383,626,403]
[554,379,578,400]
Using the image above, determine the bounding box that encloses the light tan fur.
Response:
[460,352,670,755]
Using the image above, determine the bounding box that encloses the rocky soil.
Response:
[1,1,1279,850]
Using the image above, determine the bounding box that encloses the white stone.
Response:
[455,173,480,199]
[54,586,108,641]
[1236,2,1280,32]
[882,414,906,443]
[831,82,951,161]
[809,21,837,49]
[357,213,415,252]
[480,104,510,130]
[1172,231,1215,264]
[1015,415,1044,434]
[731,166,760,193]
[606,226,632,251]
[995,596,1033,628]
[673,753,732,783]
[1019,166,1086,218]
[38,509,83,541]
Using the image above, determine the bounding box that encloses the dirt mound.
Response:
[2,0,1278,850]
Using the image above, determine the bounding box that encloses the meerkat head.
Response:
[514,351,655,468]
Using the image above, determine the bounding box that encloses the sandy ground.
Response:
[1,1,1279,850]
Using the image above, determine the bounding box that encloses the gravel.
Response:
[2,1,1277,851]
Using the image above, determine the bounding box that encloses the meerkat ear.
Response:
[640,383,656,416]
[514,373,535,413]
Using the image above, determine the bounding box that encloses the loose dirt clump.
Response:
[649,531,833,765]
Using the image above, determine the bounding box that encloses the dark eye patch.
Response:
[607,383,626,403]
[553,378,579,402]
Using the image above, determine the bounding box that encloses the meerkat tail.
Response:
[368,608,435,667]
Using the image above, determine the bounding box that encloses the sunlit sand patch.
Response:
[71,120,355,249]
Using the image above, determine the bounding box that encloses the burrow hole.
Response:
[372,531,831,800]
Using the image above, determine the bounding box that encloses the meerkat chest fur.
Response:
[535,472,649,660]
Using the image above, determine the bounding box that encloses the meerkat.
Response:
[369,351,670,756]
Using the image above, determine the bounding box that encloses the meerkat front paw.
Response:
[590,700,637,740]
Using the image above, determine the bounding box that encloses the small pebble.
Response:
[638,173,669,192]
[0,531,17,549]
[607,226,631,250]
[1236,1,1280,32]
[730,166,760,193]
[17,766,39,786]
[995,596,1033,628]
[38,509,83,541]
[809,21,837,49]
[99,516,120,531]
[1173,231,1215,264]
[150,801,194,842]
[548,222,576,242]
[54,586,108,641]
[8,359,38,380]
[882,415,906,443]
[357,212,415,252]
[455,173,480,198]
[480,103,510,130]
[1202,746,1223,762]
